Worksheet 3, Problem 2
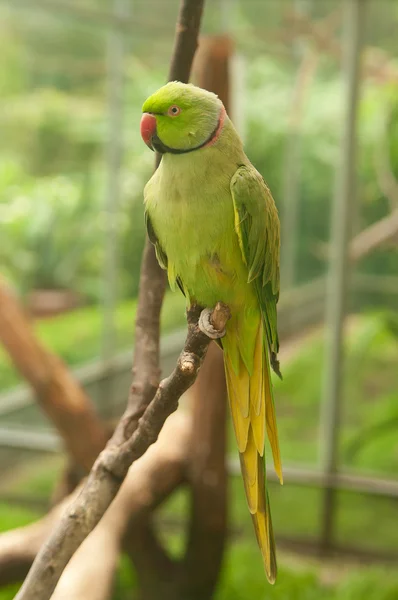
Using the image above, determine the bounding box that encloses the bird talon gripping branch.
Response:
[198,306,227,339]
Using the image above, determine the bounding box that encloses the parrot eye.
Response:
[168,105,181,117]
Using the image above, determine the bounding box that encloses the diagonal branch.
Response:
[51,412,190,600]
[0,413,189,595]
[14,302,230,600]
[0,280,108,471]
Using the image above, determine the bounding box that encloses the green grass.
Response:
[0,291,186,392]
[0,503,40,532]
[216,543,398,600]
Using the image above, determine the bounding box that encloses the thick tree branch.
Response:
[167,0,205,83]
[0,414,189,595]
[51,413,190,600]
[0,281,108,471]
[14,302,230,600]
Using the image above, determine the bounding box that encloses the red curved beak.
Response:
[140,113,157,150]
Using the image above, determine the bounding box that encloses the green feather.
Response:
[230,165,280,361]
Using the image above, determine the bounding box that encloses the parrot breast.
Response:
[145,141,251,308]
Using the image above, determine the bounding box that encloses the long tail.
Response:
[223,318,282,583]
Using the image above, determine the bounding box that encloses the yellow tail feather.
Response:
[252,454,277,583]
[224,319,281,582]
[239,428,259,514]
[225,356,250,453]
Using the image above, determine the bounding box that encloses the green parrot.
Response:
[140,81,282,582]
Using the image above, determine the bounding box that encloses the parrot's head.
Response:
[140,81,225,154]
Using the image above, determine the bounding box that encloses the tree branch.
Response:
[14,302,230,600]
[0,414,189,596]
[0,280,108,471]
[51,413,190,600]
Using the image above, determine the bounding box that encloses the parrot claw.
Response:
[198,303,230,339]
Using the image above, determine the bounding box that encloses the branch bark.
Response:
[0,280,108,471]
[0,414,190,598]
[14,302,229,600]
[50,413,190,600]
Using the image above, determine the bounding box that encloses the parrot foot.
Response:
[198,303,230,339]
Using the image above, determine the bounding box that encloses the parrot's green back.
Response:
[141,82,282,582]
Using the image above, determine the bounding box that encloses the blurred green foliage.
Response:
[1,3,398,304]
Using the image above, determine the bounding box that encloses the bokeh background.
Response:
[0,0,398,598]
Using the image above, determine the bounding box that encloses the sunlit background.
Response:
[0,0,398,598]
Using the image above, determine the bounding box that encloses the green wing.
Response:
[230,165,281,376]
